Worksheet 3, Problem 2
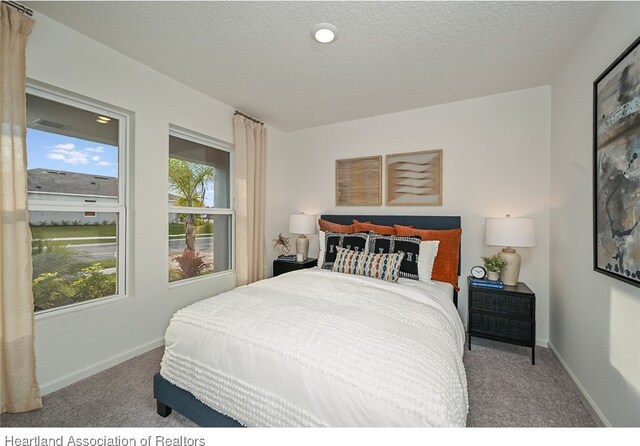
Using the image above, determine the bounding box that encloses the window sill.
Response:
[34,293,129,321]
[168,269,236,289]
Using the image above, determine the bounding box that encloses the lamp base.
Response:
[498,248,521,286]
[296,235,309,262]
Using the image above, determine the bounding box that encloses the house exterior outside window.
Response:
[26,83,131,313]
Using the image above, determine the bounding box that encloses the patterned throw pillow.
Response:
[320,232,369,269]
[331,247,405,283]
[367,234,422,280]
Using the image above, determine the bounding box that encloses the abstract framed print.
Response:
[335,155,382,206]
[593,35,640,287]
[386,149,442,206]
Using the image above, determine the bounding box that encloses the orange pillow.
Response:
[318,219,356,234]
[352,220,397,235]
[394,225,462,291]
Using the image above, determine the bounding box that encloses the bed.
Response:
[154,215,465,427]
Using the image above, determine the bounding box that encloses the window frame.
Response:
[27,80,132,316]
[168,124,235,286]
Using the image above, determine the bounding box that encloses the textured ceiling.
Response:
[27,1,604,131]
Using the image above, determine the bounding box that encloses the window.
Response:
[168,126,233,283]
[26,84,129,313]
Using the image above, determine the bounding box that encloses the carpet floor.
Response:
[1,338,597,427]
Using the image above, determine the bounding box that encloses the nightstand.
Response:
[467,277,536,364]
[273,258,317,277]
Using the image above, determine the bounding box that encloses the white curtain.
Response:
[233,114,267,286]
[0,4,42,413]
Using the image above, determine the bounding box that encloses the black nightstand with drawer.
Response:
[273,258,317,277]
[468,277,536,364]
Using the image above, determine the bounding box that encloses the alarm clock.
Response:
[471,265,487,279]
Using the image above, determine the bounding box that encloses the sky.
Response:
[27,128,217,207]
[27,128,119,177]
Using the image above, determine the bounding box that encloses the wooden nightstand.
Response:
[467,277,536,364]
[273,258,317,277]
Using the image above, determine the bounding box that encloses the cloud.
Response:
[52,143,75,151]
[47,150,89,165]
[46,141,113,169]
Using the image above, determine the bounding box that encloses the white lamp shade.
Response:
[289,213,316,235]
[485,217,536,248]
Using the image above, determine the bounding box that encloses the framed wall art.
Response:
[335,155,382,206]
[593,35,640,288]
[386,149,442,206]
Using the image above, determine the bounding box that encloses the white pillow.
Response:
[418,240,440,282]
[317,230,325,267]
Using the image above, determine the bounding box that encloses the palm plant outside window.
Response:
[168,128,233,283]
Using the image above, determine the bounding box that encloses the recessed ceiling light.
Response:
[96,115,111,124]
[312,23,338,44]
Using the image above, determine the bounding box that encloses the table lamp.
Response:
[484,215,536,286]
[289,213,316,262]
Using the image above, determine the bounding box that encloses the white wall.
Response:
[268,87,551,340]
[26,13,286,394]
[550,2,640,427]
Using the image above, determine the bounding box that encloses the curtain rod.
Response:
[234,110,263,126]
[2,1,33,16]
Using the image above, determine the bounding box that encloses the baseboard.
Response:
[39,337,165,396]
[536,338,548,347]
[547,341,610,427]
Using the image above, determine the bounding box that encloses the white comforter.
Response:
[160,268,468,427]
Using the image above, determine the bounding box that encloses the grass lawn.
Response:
[32,223,214,245]
[31,224,116,240]
[94,259,117,269]
[169,222,214,236]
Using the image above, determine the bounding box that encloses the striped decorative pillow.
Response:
[331,246,405,283]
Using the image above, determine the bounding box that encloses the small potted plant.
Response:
[273,233,291,256]
[481,254,507,281]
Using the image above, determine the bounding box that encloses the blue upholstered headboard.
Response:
[320,214,462,275]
